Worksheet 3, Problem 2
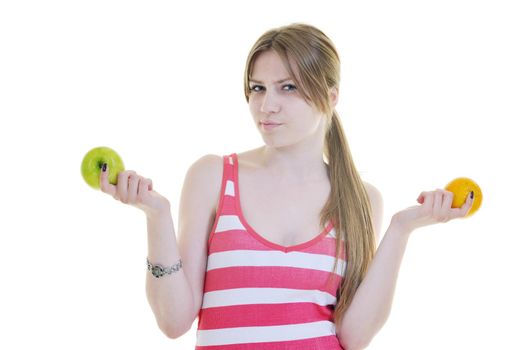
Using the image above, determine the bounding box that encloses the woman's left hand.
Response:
[391,189,474,233]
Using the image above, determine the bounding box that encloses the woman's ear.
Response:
[329,87,339,108]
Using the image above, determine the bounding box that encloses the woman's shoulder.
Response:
[183,154,224,196]
[362,181,382,198]
[189,148,259,177]
[362,181,383,214]
[182,154,224,215]
[188,153,223,174]
[362,180,384,239]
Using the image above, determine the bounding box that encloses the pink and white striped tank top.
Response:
[195,153,347,349]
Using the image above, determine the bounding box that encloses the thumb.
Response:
[99,163,116,196]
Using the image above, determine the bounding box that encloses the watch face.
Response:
[152,266,163,278]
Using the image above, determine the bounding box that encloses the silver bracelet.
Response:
[147,257,183,278]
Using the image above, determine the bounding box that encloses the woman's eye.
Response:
[249,85,263,92]
[283,84,297,91]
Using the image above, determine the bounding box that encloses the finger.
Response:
[443,190,453,209]
[138,178,152,203]
[432,189,443,216]
[99,163,117,197]
[141,178,153,193]
[460,191,474,217]
[420,191,434,216]
[440,190,454,221]
[127,174,140,204]
[117,170,134,203]
[449,192,473,219]
[417,191,427,204]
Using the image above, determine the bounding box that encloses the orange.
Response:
[444,177,482,217]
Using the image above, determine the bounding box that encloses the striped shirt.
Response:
[195,153,347,349]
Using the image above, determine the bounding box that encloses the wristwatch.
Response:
[147,258,183,278]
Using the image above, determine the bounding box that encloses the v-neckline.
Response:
[231,153,334,253]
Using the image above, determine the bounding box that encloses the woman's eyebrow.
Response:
[249,77,293,84]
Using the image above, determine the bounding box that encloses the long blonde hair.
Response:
[243,23,377,328]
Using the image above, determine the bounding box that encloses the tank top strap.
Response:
[223,153,236,183]
[216,153,238,217]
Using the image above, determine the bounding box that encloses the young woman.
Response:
[99,23,474,350]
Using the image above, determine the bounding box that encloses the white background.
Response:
[1,0,524,349]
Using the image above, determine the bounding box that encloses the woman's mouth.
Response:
[260,122,283,131]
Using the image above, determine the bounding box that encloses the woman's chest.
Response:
[238,172,331,247]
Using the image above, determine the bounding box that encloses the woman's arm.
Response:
[146,155,221,339]
[337,189,474,349]
[337,221,411,350]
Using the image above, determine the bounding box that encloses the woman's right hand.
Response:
[99,163,171,218]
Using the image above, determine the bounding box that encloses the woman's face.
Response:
[248,50,326,148]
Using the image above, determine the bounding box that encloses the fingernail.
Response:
[470,191,474,199]
[102,163,107,172]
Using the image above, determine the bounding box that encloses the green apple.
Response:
[81,146,125,190]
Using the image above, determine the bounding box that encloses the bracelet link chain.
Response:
[147,257,183,278]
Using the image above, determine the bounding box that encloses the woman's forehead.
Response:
[250,50,300,82]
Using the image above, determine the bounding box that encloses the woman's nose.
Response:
[260,90,280,114]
